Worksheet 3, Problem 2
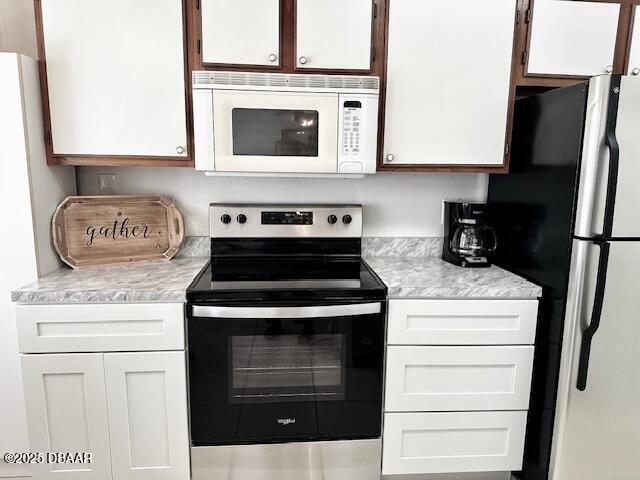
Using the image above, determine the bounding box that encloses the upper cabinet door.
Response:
[383,0,516,167]
[39,0,188,159]
[21,354,112,480]
[201,0,280,66]
[296,0,373,70]
[526,0,620,77]
[627,8,640,76]
[104,352,190,480]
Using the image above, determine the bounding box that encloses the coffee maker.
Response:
[442,202,497,268]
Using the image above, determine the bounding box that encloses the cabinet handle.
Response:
[298,56,308,65]
[268,53,278,63]
[176,146,186,155]
[605,65,613,74]
[632,68,640,76]
[385,154,395,163]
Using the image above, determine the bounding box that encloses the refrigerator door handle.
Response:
[599,75,622,240]
[576,241,610,391]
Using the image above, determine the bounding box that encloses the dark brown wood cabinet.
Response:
[34,0,193,167]
[514,0,640,88]
[189,0,386,77]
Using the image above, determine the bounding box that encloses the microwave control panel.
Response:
[342,101,362,156]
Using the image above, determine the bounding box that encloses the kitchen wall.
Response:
[77,167,489,237]
[0,0,37,58]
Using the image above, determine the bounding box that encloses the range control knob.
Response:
[237,214,247,224]
[327,215,338,225]
[221,214,232,224]
[342,214,353,225]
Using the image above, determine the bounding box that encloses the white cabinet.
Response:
[383,298,538,476]
[526,0,620,77]
[382,411,527,475]
[18,303,190,480]
[39,0,188,157]
[383,0,516,166]
[627,8,640,76]
[387,299,538,345]
[104,352,189,480]
[201,0,280,66]
[296,0,373,70]
[385,346,534,412]
[21,352,190,480]
[16,303,185,353]
[21,354,112,480]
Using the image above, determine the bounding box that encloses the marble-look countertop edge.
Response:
[386,288,542,299]
[11,290,188,304]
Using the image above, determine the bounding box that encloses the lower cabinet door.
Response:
[21,354,112,480]
[382,411,527,475]
[104,352,189,480]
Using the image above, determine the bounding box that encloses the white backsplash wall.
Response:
[77,167,488,237]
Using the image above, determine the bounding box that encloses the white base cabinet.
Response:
[18,303,190,480]
[382,411,527,475]
[385,346,534,412]
[382,299,538,476]
[105,352,190,480]
[21,354,113,480]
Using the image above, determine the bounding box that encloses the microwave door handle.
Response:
[191,303,382,319]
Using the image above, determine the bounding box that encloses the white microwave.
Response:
[192,72,379,177]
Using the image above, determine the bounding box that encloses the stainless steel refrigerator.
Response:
[488,74,640,480]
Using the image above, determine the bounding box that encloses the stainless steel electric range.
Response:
[186,204,386,480]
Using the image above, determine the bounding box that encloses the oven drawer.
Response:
[382,411,527,475]
[387,299,538,345]
[385,346,534,412]
[16,303,184,353]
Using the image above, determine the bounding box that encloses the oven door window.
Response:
[232,109,319,157]
[188,312,384,445]
[231,330,345,403]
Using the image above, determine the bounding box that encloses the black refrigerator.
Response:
[488,74,640,480]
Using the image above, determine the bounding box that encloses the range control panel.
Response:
[210,204,363,238]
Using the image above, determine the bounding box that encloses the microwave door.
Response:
[212,91,339,174]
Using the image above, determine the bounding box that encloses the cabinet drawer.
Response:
[17,303,184,353]
[388,299,538,345]
[385,346,534,412]
[382,411,527,475]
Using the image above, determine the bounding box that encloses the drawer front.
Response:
[388,299,538,345]
[385,346,534,411]
[382,411,527,475]
[17,303,184,353]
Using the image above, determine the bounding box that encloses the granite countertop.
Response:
[364,256,542,299]
[11,257,209,304]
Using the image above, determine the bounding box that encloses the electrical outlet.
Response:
[99,174,118,195]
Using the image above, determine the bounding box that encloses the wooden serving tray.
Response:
[52,195,184,268]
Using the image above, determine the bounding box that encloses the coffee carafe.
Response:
[442,202,497,268]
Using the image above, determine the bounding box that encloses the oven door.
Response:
[212,91,339,173]
[187,302,384,445]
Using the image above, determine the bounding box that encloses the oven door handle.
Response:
[191,303,382,319]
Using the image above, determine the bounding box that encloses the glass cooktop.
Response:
[187,257,386,303]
